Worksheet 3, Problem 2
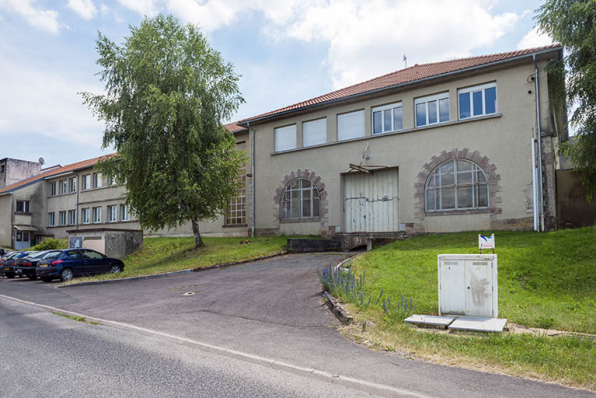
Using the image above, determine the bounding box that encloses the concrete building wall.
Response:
[250,57,559,236]
[0,195,12,247]
[0,158,41,189]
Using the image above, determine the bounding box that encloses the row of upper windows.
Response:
[48,204,131,227]
[49,173,118,196]
[274,82,498,152]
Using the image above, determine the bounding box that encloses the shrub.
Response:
[28,239,68,251]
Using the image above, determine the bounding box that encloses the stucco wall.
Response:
[251,58,557,235]
[0,195,12,247]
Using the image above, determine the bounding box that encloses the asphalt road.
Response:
[0,297,372,398]
[1,254,594,398]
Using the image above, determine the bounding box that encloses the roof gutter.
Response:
[239,47,561,127]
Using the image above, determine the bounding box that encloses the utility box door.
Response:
[438,254,498,318]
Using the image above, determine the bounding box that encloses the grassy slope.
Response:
[72,236,288,282]
[346,228,596,389]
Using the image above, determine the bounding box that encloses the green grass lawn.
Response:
[69,235,288,283]
[341,228,596,390]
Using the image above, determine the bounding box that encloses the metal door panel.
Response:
[464,260,493,317]
[439,260,466,314]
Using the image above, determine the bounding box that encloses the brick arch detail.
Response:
[272,169,329,230]
[412,148,502,234]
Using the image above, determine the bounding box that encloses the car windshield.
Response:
[43,251,62,260]
[28,251,49,259]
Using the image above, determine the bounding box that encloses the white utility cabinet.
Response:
[438,254,498,318]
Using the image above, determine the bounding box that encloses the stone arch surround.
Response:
[412,148,503,234]
[272,169,329,234]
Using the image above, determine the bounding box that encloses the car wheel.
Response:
[5,274,15,279]
[60,268,74,282]
[27,275,38,280]
[41,278,53,283]
[109,264,122,274]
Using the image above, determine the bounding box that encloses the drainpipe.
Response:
[248,121,256,238]
[531,136,539,232]
[533,54,545,231]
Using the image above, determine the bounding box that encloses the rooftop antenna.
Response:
[403,54,407,69]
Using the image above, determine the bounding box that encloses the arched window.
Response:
[281,179,320,220]
[425,159,488,211]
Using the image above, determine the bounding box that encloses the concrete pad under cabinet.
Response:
[405,315,456,328]
[448,316,507,333]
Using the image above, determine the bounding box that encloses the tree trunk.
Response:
[191,218,204,250]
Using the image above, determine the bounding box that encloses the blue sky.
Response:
[0,0,553,167]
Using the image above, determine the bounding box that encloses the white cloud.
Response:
[120,0,518,90]
[0,0,61,33]
[117,0,161,17]
[0,59,104,147]
[67,0,98,20]
[517,26,553,50]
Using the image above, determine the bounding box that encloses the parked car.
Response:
[14,251,52,280]
[0,248,11,257]
[36,249,125,282]
[0,251,36,279]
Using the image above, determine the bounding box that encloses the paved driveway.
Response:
[0,254,593,398]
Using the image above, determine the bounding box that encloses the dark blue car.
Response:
[36,249,125,283]
[1,251,36,279]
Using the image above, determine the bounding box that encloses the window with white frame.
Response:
[50,182,57,196]
[69,177,77,193]
[82,174,91,190]
[59,211,67,226]
[48,212,55,227]
[372,102,403,134]
[93,173,102,189]
[107,205,118,223]
[92,207,102,223]
[68,209,76,225]
[120,204,130,221]
[274,124,297,152]
[16,200,30,213]
[60,179,67,194]
[302,118,327,147]
[81,208,91,224]
[458,83,497,120]
[280,178,320,220]
[425,159,488,212]
[225,142,247,226]
[415,93,450,127]
[337,110,365,141]
[107,175,118,186]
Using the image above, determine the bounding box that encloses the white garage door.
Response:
[344,169,399,233]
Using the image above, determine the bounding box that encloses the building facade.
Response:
[0,45,568,249]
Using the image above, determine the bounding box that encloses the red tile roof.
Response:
[224,121,247,134]
[240,44,562,124]
[0,153,117,194]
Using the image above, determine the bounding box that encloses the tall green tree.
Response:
[537,0,596,200]
[82,15,245,249]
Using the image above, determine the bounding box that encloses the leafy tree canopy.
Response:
[82,14,246,248]
[537,0,596,199]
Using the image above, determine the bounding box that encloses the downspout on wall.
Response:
[533,54,545,231]
[248,121,255,238]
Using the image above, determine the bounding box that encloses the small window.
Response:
[82,174,90,190]
[50,182,57,196]
[69,177,77,193]
[338,110,365,141]
[372,102,403,134]
[458,83,497,119]
[302,118,327,147]
[68,210,76,225]
[274,124,297,152]
[280,178,320,220]
[48,212,55,227]
[93,173,102,189]
[415,93,450,127]
[60,180,67,194]
[16,200,30,213]
[59,211,67,226]
[92,207,102,224]
[65,251,80,260]
[120,204,131,221]
[81,250,103,260]
[23,232,30,242]
[16,231,22,241]
[107,175,118,186]
[81,208,91,224]
[107,205,118,223]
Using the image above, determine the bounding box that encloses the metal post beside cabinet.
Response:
[438,254,498,318]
